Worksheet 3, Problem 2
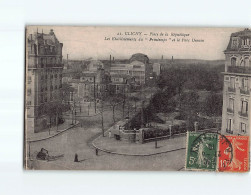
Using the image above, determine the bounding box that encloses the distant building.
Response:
[129,53,149,64]
[153,63,161,76]
[110,73,135,95]
[221,28,251,135]
[87,60,104,72]
[69,68,110,101]
[26,29,63,133]
[110,53,153,85]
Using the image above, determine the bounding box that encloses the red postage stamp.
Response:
[218,135,249,172]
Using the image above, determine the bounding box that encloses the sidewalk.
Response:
[27,119,79,142]
[92,133,186,156]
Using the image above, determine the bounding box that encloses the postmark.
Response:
[185,132,218,171]
[218,135,249,172]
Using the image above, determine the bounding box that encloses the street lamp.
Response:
[47,122,51,135]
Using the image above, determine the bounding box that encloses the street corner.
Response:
[92,133,187,156]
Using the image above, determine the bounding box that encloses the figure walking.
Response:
[95,148,99,156]
[74,153,79,162]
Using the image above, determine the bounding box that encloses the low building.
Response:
[69,68,110,101]
[110,73,135,95]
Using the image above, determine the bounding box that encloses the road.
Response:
[28,123,185,170]
[27,87,185,170]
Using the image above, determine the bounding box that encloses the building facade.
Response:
[110,73,135,95]
[69,68,110,101]
[221,28,251,136]
[26,29,63,133]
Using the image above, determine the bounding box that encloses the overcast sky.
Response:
[27,26,242,61]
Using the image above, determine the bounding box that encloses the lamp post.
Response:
[101,89,108,137]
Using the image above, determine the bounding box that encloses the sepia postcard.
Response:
[24,26,250,171]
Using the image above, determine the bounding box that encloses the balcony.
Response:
[226,129,233,134]
[228,87,236,93]
[227,108,234,114]
[239,111,248,118]
[240,88,250,95]
[228,66,251,74]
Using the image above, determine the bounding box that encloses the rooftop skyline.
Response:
[27,26,243,60]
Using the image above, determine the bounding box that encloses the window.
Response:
[27,101,31,105]
[230,77,235,89]
[27,89,31,96]
[231,57,237,66]
[240,122,246,133]
[227,119,232,131]
[228,98,234,112]
[241,100,248,115]
[241,78,248,91]
[243,39,248,45]
[232,39,237,47]
[244,57,249,67]
[28,76,31,83]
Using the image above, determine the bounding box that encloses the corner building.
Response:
[26,29,63,133]
[222,28,251,135]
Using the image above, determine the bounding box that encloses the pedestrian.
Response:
[108,131,111,138]
[74,153,79,162]
[95,148,98,156]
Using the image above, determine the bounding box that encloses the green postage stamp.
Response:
[185,132,218,171]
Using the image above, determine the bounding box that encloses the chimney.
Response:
[172,56,173,62]
[30,34,32,41]
[161,55,163,60]
[113,57,114,62]
[50,29,54,35]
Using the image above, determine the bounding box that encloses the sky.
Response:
[27,26,242,61]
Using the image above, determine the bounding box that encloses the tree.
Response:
[156,68,187,112]
[108,94,124,123]
[60,83,75,104]
[129,96,140,113]
[201,92,223,117]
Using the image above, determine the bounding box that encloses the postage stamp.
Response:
[218,135,249,172]
[185,132,218,171]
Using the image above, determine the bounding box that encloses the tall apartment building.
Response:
[221,28,251,136]
[26,29,63,133]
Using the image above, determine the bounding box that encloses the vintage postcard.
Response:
[24,26,250,171]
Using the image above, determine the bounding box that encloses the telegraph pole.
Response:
[94,76,96,113]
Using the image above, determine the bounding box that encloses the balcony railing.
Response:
[228,87,236,93]
[227,108,234,113]
[240,88,250,95]
[239,111,248,118]
[226,129,233,134]
[228,66,251,74]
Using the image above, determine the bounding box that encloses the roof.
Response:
[81,72,96,77]
[231,28,251,38]
[226,28,251,52]
[110,73,131,79]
